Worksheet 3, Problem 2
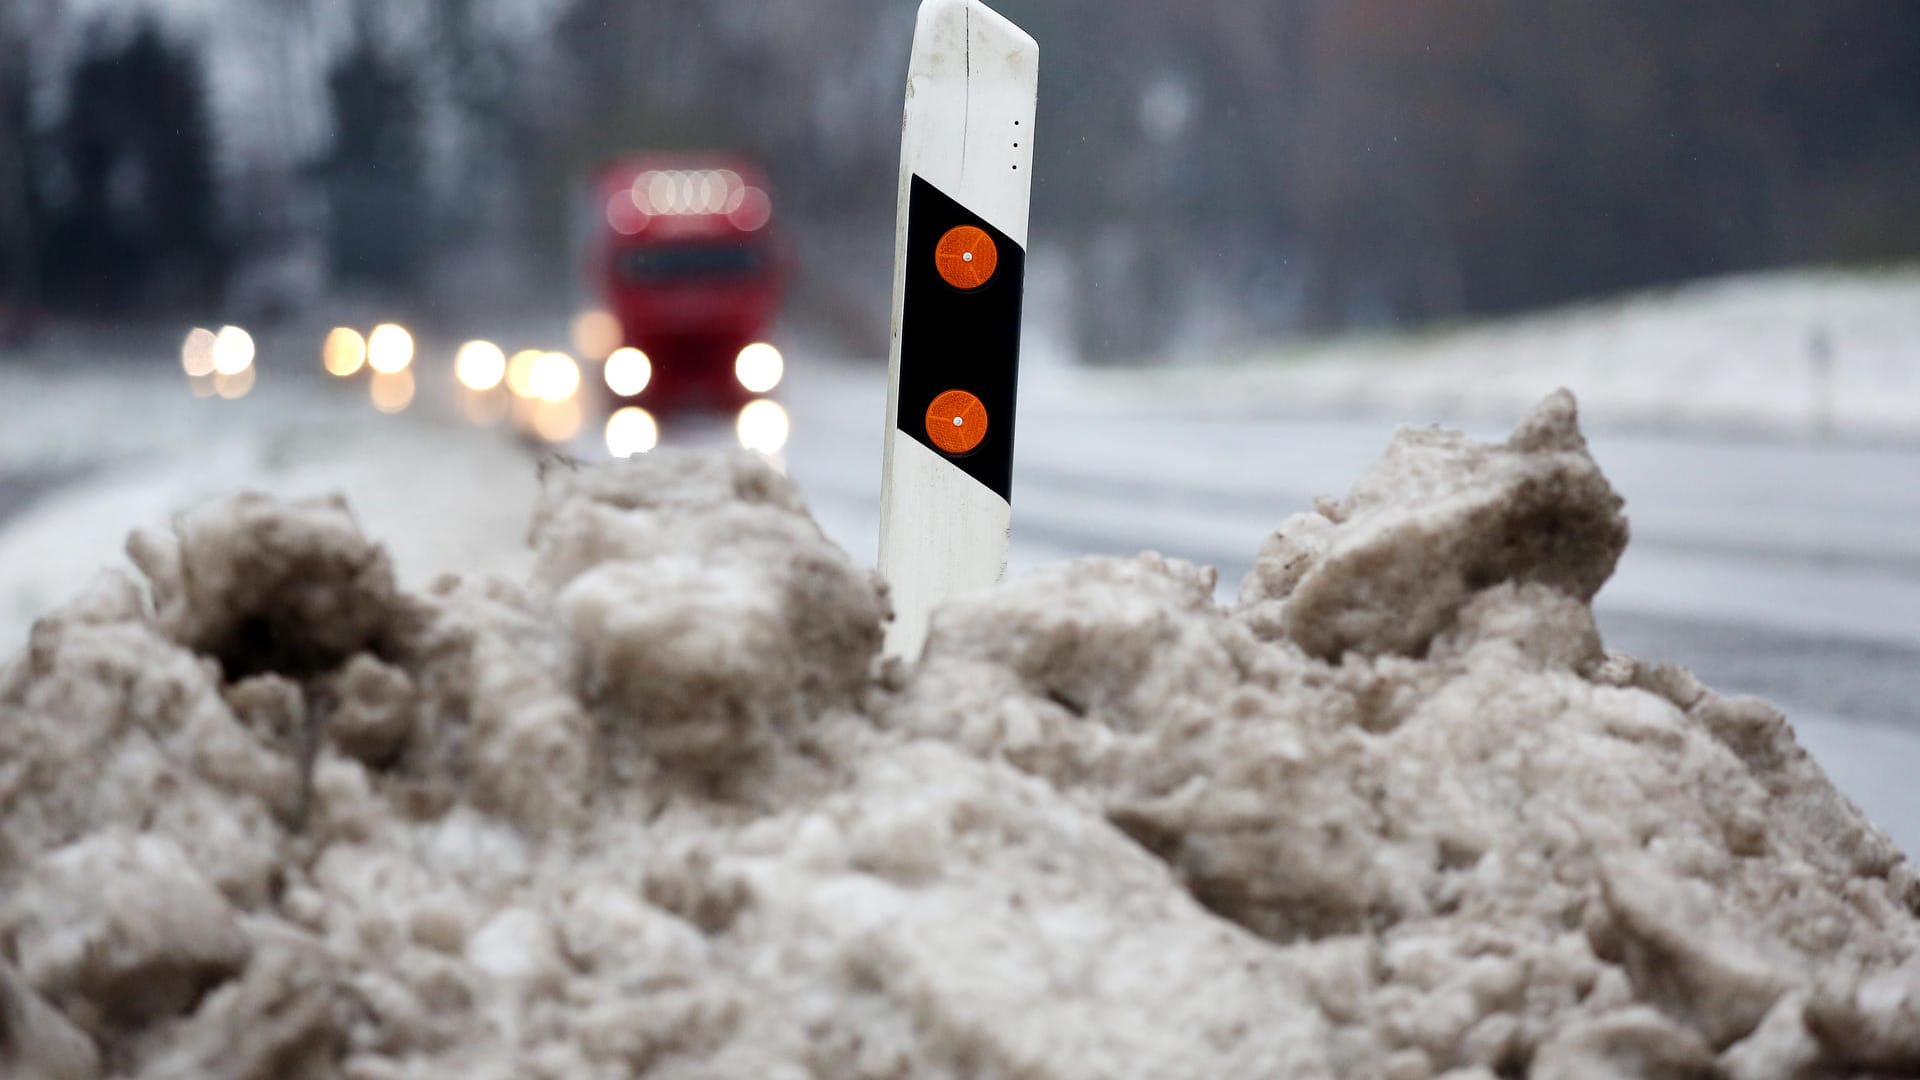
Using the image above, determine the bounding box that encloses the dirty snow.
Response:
[3,393,1920,1077]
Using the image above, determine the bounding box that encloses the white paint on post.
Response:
[879,0,1038,658]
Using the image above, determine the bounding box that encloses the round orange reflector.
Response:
[925,389,988,454]
[934,226,998,290]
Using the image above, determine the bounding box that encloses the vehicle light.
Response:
[633,169,746,216]
[532,397,583,443]
[367,324,414,374]
[181,327,217,377]
[604,347,652,396]
[604,406,660,457]
[324,328,367,376]
[506,349,542,398]
[529,351,580,403]
[607,191,647,235]
[736,398,790,455]
[734,342,783,393]
[212,325,255,375]
[728,187,772,231]
[454,340,506,391]
[570,310,622,361]
[925,388,987,455]
[370,370,415,414]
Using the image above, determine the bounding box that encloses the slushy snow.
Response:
[3,392,1918,1078]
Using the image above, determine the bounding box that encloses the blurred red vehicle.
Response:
[591,155,786,414]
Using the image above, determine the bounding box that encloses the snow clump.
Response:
[2,393,1918,1078]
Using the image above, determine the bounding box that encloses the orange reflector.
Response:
[925,389,988,454]
[934,226,998,290]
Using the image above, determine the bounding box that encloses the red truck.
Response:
[592,155,786,415]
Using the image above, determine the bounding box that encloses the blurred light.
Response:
[187,372,217,398]
[461,388,509,426]
[729,187,772,232]
[455,339,507,391]
[213,365,255,399]
[604,406,659,457]
[529,351,580,403]
[736,398,790,455]
[607,191,647,235]
[371,370,415,414]
[531,397,583,443]
[181,327,217,377]
[212,325,255,375]
[367,323,414,374]
[633,169,748,216]
[603,347,652,396]
[570,310,622,361]
[505,349,542,398]
[697,171,727,213]
[645,171,676,214]
[733,342,783,393]
[719,170,746,213]
[323,327,367,376]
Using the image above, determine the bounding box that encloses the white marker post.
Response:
[878,0,1038,657]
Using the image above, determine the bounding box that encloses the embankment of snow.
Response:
[1104,267,1920,441]
[3,392,1917,1078]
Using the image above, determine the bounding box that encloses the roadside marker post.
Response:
[878,0,1038,657]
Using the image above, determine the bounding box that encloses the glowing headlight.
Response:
[455,340,506,391]
[212,325,255,375]
[506,350,542,398]
[367,323,413,374]
[604,347,652,396]
[736,398,790,455]
[734,342,783,394]
[323,328,367,376]
[605,406,660,458]
[181,327,217,378]
[529,351,580,403]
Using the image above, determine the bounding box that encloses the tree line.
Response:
[1,0,1916,356]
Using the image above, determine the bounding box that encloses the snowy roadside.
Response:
[0,366,538,650]
[7,398,1920,1075]
[1082,266,1920,442]
[5,323,1919,864]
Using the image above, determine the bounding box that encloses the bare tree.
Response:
[0,5,37,339]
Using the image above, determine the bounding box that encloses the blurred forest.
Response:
[1,0,1917,358]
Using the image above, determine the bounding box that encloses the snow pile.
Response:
[4,394,1919,1078]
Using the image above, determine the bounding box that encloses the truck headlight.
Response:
[605,347,652,396]
[736,398,789,454]
[734,342,783,393]
[606,406,659,457]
